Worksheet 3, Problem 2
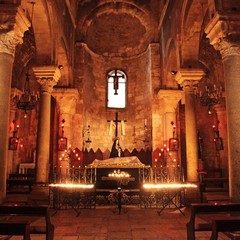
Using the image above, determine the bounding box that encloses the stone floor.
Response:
[2,203,234,240]
[1,189,237,240]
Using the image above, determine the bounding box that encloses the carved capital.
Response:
[32,66,61,94]
[37,78,58,93]
[205,12,240,59]
[0,5,30,55]
[175,68,205,91]
[214,38,240,59]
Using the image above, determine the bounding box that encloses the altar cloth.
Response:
[87,156,149,168]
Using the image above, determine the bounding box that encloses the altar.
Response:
[86,156,150,190]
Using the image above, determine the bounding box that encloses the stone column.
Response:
[52,88,79,178]
[0,6,30,203]
[205,12,240,201]
[156,89,182,178]
[176,69,205,182]
[32,67,61,184]
[157,90,182,142]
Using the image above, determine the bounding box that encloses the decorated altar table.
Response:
[86,156,150,190]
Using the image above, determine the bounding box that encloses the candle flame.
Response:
[49,183,94,189]
[143,183,197,189]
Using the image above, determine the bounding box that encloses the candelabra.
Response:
[154,144,177,169]
[106,169,133,185]
[56,147,82,183]
[13,73,39,118]
[194,83,223,114]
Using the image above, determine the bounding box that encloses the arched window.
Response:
[107,69,127,109]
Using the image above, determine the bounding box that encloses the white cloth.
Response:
[121,120,125,135]
[87,156,149,168]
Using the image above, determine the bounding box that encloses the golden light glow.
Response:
[108,169,130,178]
[49,183,94,189]
[143,183,197,189]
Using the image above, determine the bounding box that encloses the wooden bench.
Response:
[210,217,240,240]
[198,171,229,202]
[186,202,240,240]
[7,174,35,193]
[0,205,54,240]
[0,220,31,240]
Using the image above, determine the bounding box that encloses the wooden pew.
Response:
[210,217,240,240]
[8,173,35,179]
[198,171,229,203]
[186,202,240,240]
[0,220,31,240]
[7,173,35,193]
[0,205,54,240]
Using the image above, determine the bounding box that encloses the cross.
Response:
[108,69,124,95]
[107,112,127,137]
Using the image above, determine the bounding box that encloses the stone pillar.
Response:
[157,90,182,142]
[205,12,240,201]
[176,69,205,182]
[52,88,79,178]
[32,67,61,184]
[0,6,30,203]
[156,89,182,178]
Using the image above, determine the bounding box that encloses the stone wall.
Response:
[74,44,153,153]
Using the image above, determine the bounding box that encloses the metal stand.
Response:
[156,190,185,216]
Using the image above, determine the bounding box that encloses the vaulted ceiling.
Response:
[76,0,161,57]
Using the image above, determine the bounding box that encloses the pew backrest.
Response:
[187,202,240,240]
[7,174,35,193]
[0,205,54,240]
[210,217,240,240]
[0,220,31,240]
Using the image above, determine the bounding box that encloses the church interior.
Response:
[0,0,240,239]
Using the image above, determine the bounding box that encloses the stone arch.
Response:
[20,0,58,65]
[12,29,36,89]
[180,0,208,67]
[198,5,224,87]
[163,38,179,89]
[57,38,72,86]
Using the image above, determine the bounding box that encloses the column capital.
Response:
[175,68,206,89]
[0,5,30,56]
[32,66,61,93]
[52,88,79,115]
[205,13,240,58]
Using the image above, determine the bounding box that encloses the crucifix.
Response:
[107,112,127,138]
[108,69,124,95]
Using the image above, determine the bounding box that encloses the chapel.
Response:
[0,0,240,208]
